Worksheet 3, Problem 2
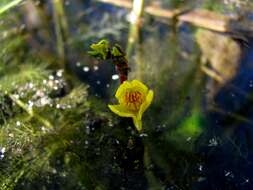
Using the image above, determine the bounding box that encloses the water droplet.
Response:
[1,147,6,154]
[249,80,253,88]
[224,170,234,178]
[2,31,8,38]
[198,164,203,171]
[197,177,206,182]
[52,168,57,174]
[16,121,21,127]
[139,133,148,137]
[241,178,250,185]
[208,137,218,146]
[83,66,90,72]
[14,94,20,99]
[186,137,192,142]
[28,82,34,89]
[40,97,50,106]
[28,100,34,108]
[56,70,63,77]
[41,126,47,132]
[76,62,81,67]
[49,75,54,80]
[112,74,119,80]
[64,1,70,6]
[93,65,99,71]
[85,126,90,134]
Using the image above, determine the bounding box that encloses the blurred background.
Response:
[1,0,253,189]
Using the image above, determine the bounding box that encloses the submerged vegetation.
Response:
[1,0,253,189]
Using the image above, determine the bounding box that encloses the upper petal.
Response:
[115,81,131,99]
[131,80,148,94]
[108,105,135,118]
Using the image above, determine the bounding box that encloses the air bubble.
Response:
[83,66,90,72]
[112,74,119,80]
[76,62,81,67]
[56,70,63,77]
[93,65,99,71]
[49,75,54,80]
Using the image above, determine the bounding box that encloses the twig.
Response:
[96,0,253,35]
[210,106,253,127]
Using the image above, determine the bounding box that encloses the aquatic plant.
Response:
[1,0,252,189]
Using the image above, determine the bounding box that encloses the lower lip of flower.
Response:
[123,91,144,111]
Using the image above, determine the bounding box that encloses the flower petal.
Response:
[131,80,148,94]
[108,105,135,118]
[133,116,142,132]
[137,90,154,120]
[115,81,131,99]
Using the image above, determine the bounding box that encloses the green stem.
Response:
[9,94,53,129]
[52,0,68,65]
[143,142,162,189]
[126,0,145,80]
[51,0,75,90]
[0,0,23,15]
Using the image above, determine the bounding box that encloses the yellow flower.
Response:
[108,80,154,132]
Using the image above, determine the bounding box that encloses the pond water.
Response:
[1,0,253,190]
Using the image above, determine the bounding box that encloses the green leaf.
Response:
[111,44,124,57]
[88,39,109,60]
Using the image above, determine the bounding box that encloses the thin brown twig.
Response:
[96,0,253,35]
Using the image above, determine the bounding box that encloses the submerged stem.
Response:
[143,143,163,189]
[0,0,23,15]
[52,0,68,65]
[9,94,53,129]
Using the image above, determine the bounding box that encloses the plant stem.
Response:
[9,94,53,129]
[126,0,145,80]
[52,0,68,66]
[0,0,23,15]
[143,143,162,189]
[51,0,75,90]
